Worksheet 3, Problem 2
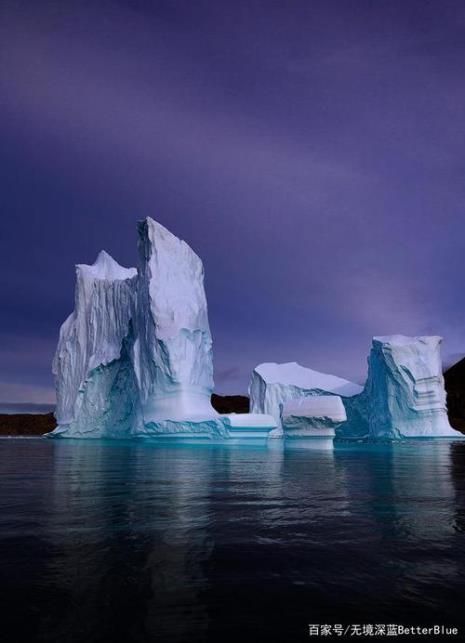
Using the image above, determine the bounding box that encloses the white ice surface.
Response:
[254,362,363,397]
[133,218,218,424]
[53,218,219,438]
[344,335,458,439]
[52,251,138,437]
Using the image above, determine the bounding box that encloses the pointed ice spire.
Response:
[77,250,137,281]
[134,217,217,422]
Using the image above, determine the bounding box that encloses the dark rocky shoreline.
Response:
[0,412,56,436]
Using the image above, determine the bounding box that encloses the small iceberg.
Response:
[281,396,346,450]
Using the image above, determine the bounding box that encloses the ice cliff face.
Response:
[133,218,217,425]
[347,335,457,439]
[249,361,362,435]
[52,251,139,437]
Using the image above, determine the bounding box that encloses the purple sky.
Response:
[2,0,465,403]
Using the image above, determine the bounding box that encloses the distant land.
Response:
[0,412,56,436]
[0,403,55,414]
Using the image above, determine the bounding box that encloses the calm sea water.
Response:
[1,438,465,642]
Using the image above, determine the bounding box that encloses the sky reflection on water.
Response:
[1,438,465,642]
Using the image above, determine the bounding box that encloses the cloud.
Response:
[2,0,465,398]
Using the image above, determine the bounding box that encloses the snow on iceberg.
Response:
[345,335,459,439]
[52,251,139,437]
[249,361,362,436]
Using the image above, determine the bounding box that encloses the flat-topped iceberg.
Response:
[281,396,347,450]
[346,335,458,439]
[249,361,362,435]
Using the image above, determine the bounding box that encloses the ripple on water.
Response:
[1,438,465,642]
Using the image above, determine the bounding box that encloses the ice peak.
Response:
[139,216,175,241]
[138,217,202,272]
[77,250,137,281]
[137,216,208,335]
[134,214,215,423]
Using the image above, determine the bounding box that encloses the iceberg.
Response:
[345,335,458,439]
[52,218,277,442]
[133,218,218,427]
[281,396,347,450]
[135,413,278,445]
[250,338,460,441]
[249,361,362,436]
[54,224,456,444]
[52,251,139,437]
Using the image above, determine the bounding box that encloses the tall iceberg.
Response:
[133,218,217,426]
[52,251,139,437]
[249,361,363,435]
[52,218,276,441]
[346,335,458,439]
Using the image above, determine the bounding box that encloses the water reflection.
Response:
[1,438,465,643]
[46,442,219,642]
[330,441,465,626]
[449,441,465,534]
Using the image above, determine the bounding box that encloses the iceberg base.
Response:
[50,413,280,445]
